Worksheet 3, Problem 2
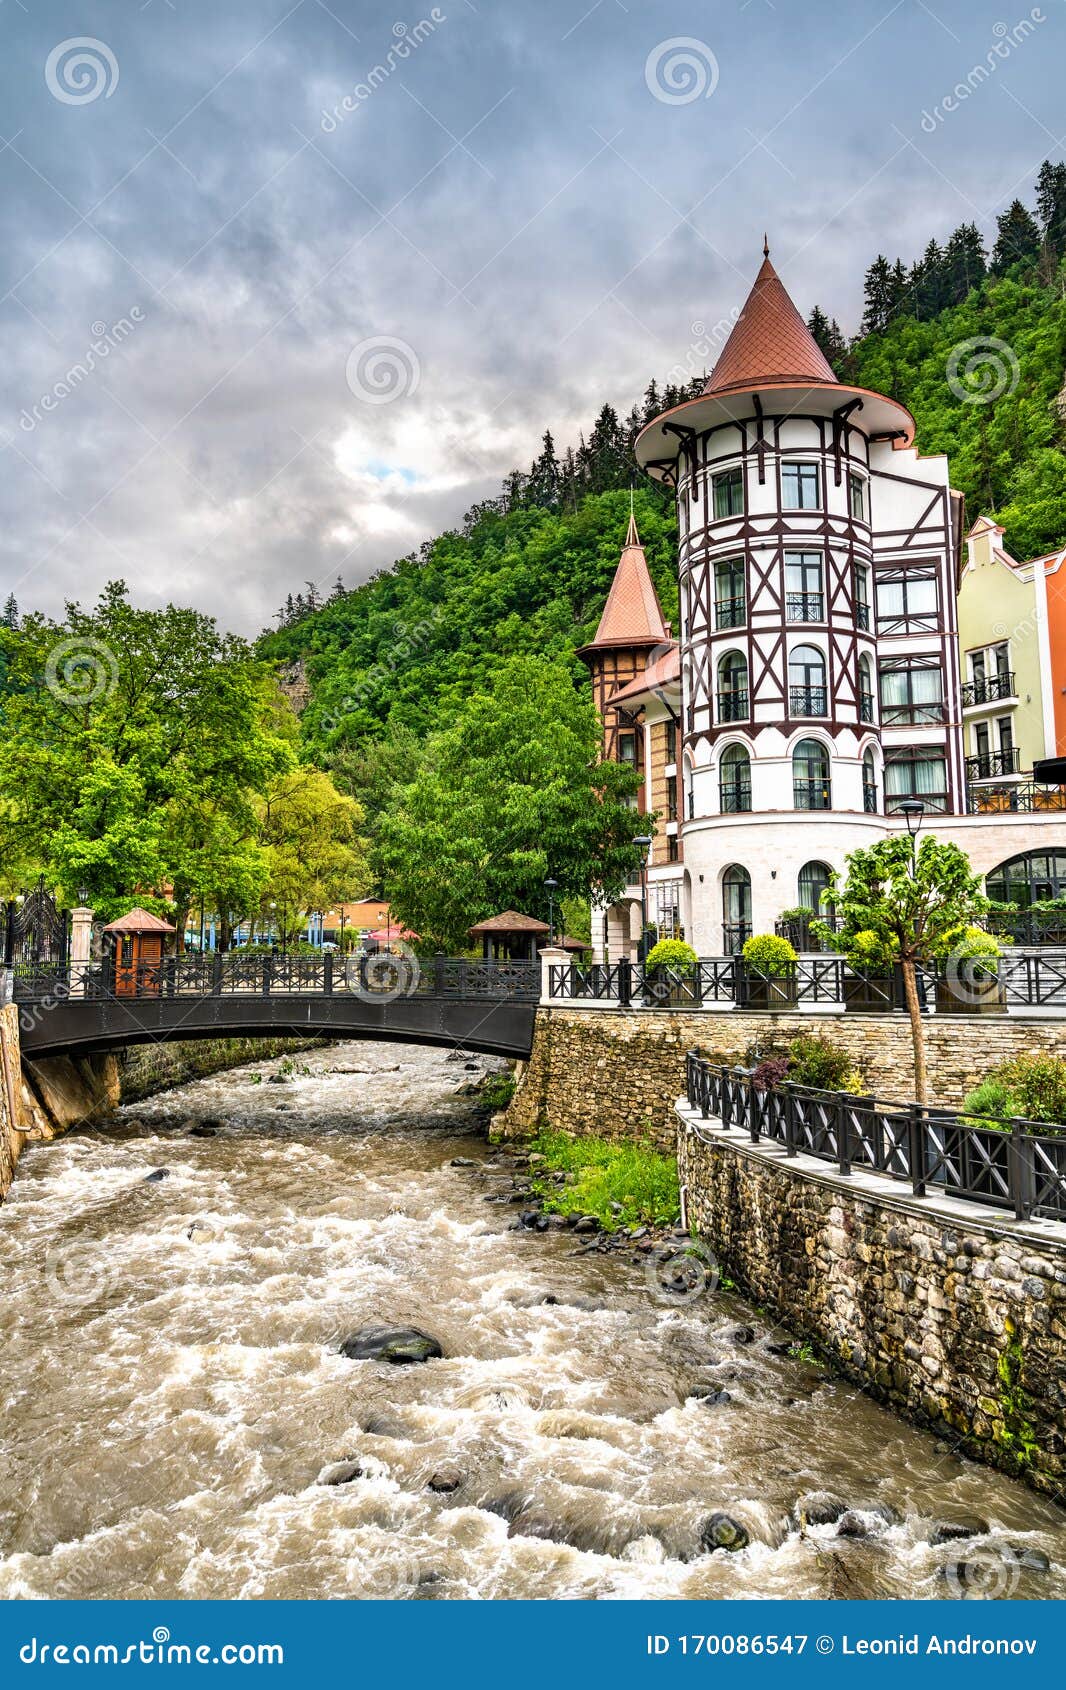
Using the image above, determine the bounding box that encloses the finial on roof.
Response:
[763,232,770,258]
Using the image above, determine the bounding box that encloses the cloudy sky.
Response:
[0,0,1059,633]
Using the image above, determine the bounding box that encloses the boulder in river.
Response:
[188,1123,218,1138]
[699,1512,750,1552]
[144,1168,170,1183]
[929,1516,989,1545]
[339,1325,444,1365]
[426,1467,464,1494]
[318,1461,365,1486]
[731,1324,756,1346]
[796,1490,848,1528]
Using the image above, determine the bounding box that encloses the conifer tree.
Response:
[861,255,894,334]
[990,199,1042,274]
[1036,159,1066,258]
[942,224,987,303]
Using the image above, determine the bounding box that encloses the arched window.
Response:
[858,654,874,723]
[722,864,752,953]
[863,747,878,814]
[798,860,832,915]
[789,645,827,717]
[719,744,752,813]
[986,851,1066,907]
[717,652,748,722]
[793,739,831,810]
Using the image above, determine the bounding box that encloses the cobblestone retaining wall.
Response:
[501,1008,1066,1148]
[677,1107,1066,1499]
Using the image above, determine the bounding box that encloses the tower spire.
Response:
[763,232,769,258]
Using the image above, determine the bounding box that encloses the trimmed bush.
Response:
[787,1032,860,1092]
[742,933,797,974]
[645,938,698,974]
[937,924,1002,979]
[961,1053,1066,1128]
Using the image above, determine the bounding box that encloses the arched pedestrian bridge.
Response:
[11,954,540,1061]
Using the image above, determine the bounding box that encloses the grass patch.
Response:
[528,1129,679,1231]
[478,1071,516,1112]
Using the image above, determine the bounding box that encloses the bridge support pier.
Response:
[0,1003,27,1201]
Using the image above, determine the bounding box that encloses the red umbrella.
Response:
[366,927,419,945]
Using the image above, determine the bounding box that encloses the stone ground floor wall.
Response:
[677,1105,1066,1499]
[501,1007,1066,1148]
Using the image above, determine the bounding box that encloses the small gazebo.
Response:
[104,907,175,997]
[468,910,550,962]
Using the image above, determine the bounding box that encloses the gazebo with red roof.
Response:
[468,910,550,962]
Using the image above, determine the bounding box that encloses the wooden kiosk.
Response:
[104,907,175,997]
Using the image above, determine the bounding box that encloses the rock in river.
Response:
[796,1490,848,1528]
[700,1512,750,1552]
[339,1325,444,1365]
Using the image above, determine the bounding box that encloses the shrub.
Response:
[742,933,797,974]
[645,938,698,974]
[937,924,1002,979]
[527,1130,679,1230]
[961,1053,1066,1128]
[753,1055,790,1091]
[787,1032,858,1092]
[844,928,897,972]
[777,905,814,922]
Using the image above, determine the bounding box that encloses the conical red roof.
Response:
[584,514,670,650]
[704,249,836,397]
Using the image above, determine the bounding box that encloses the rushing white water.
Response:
[0,1040,1063,1601]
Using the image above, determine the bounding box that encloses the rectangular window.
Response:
[848,472,865,520]
[666,774,678,821]
[781,461,820,510]
[854,565,870,631]
[618,732,636,765]
[667,833,680,863]
[884,749,948,813]
[785,552,824,622]
[878,663,944,725]
[665,719,677,764]
[714,557,746,628]
[875,571,938,633]
[712,466,744,519]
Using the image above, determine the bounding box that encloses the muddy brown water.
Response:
[0,1041,1063,1600]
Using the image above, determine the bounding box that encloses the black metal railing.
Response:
[859,691,874,723]
[789,685,827,717]
[684,1056,1066,1223]
[881,701,948,726]
[966,748,1021,781]
[722,923,752,955]
[961,672,1016,707]
[12,953,541,1006]
[715,596,746,629]
[863,782,879,814]
[548,959,738,1008]
[854,602,870,631]
[794,779,832,810]
[967,782,1066,814]
[786,592,824,622]
[717,689,749,722]
[719,781,752,814]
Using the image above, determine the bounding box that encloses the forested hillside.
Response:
[263,162,1066,769]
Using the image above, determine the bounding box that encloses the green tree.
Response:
[814,835,989,1102]
[376,655,646,950]
[256,768,371,945]
[991,200,1042,275]
[0,582,294,918]
[1036,159,1066,258]
[942,223,986,303]
[861,255,895,333]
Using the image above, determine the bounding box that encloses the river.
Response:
[1,1041,1063,1601]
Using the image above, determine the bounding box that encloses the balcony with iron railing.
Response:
[717,689,749,722]
[859,691,875,723]
[967,781,1066,814]
[715,595,746,629]
[794,779,832,811]
[961,671,1016,708]
[966,747,1021,781]
[789,685,828,717]
[722,921,752,955]
[785,592,824,622]
[854,602,870,631]
[719,781,752,814]
[863,782,878,814]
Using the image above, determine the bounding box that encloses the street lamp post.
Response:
[900,799,925,864]
[543,877,558,946]
[634,834,653,963]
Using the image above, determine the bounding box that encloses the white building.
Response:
[589,244,1066,960]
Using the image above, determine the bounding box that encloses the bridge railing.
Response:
[10,953,541,1006]
[683,1054,1066,1222]
[547,952,1066,1015]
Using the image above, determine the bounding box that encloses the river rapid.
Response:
[1,1041,1064,1601]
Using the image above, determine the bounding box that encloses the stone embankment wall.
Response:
[677,1108,1066,1498]
[501,1007,1066,1147]
[118,1035,324,1102]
